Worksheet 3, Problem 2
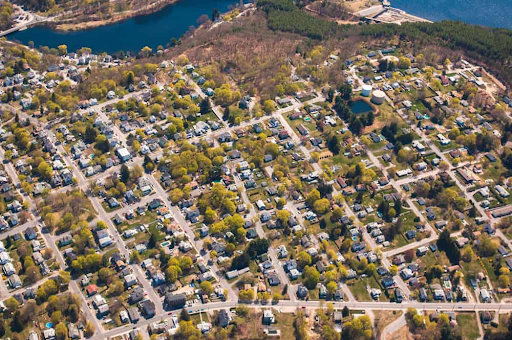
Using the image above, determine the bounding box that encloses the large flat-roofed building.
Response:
[116,147,131,162]
[491,205,512,218]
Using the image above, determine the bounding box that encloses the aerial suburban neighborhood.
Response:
[0,1,509,340]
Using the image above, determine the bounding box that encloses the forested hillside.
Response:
[258,0,340,40]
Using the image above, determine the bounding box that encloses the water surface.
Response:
[9,0,241,53]
[350,100,373,115]
[391,0,511,29]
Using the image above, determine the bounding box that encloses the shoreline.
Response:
[49,0,180,32]
[356,4,432,25]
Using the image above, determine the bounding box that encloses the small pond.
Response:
[350,100,373,115]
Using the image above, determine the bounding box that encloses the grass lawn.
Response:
[391,234,409,248]
[418,250,451,269]
[483,159,506,183]
[374,310,403,334]
[190,311,209,324]
[275,312,295,339]
[118,211,159,232]
[456,313,480,340]
[348,279,371,301]
[498,314,510,332]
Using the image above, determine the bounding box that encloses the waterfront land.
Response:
[50,0,180,31]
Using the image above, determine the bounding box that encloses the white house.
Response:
[3,262,15,276]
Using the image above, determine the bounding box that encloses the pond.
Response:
[350,100,373,115]
[9,0,242,54]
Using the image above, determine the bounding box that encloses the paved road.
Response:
[0,7,49,37]
[232,171,297,301]
[95,298,512,340]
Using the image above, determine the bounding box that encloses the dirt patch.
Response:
[388,325,413,340]
[374,310,403,335]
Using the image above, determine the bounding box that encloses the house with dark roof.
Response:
[140,299,156,318]
[218,309,229,328]
[297,285,308,299]
[164,293,186,310]
[382,277,395,288]
[25,227,37,240]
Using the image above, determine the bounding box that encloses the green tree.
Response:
[84,321,95,337]
[55,322,68,340]
[95,134,110,153]
[84,125,97,144]
[297,251,312,269]
[200,281,214,295]
[263,100,275,114]
[120,164,130,183]
[313,198,330,214]
[302,266,320,289]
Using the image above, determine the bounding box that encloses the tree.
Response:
[179,257,193,272]
[277,209,291,225]
[477,235,497,257]
[84,321,95,337]
[306,189,321,207]
[200,98,211,114]
[98,267,114,285]
[4,297,19,315]
[297,251,312,269]
[437,229,460,264]
[302,266,320,289]
[349,118,363,135]
[177,320,201,339]
[180,308,191,321]
[238,289,254,302]
[236,304,249,317]
[58,45,68,55]
[165,265,182,282]
[338,83,352,101]
[326,281,337,297]
[84,125,97,144]
[263,99,275,114]
[120,164,130,184]
[211,8,221,21]
[313,198,330,214]
[230,252,250,270]
[342,306,350,317]
[246,238,270,258]
[95,134,110,153]
[461,247,474,262]
[272,293,281,304]
[200,281,214,295]
[499,275,510,288]
[204,207,217,224]
[55,322,68,340]
[25,266,41,284]
[398,56,412,69]
[327,134,341,155]
[132,140,141,153]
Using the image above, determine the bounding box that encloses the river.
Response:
[391,0,511,29]
[9,0,242,54]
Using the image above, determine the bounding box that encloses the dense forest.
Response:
[13,0,60,12]
[258,0,340,40]
[0,1,13,31]
[361,21,512,86]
